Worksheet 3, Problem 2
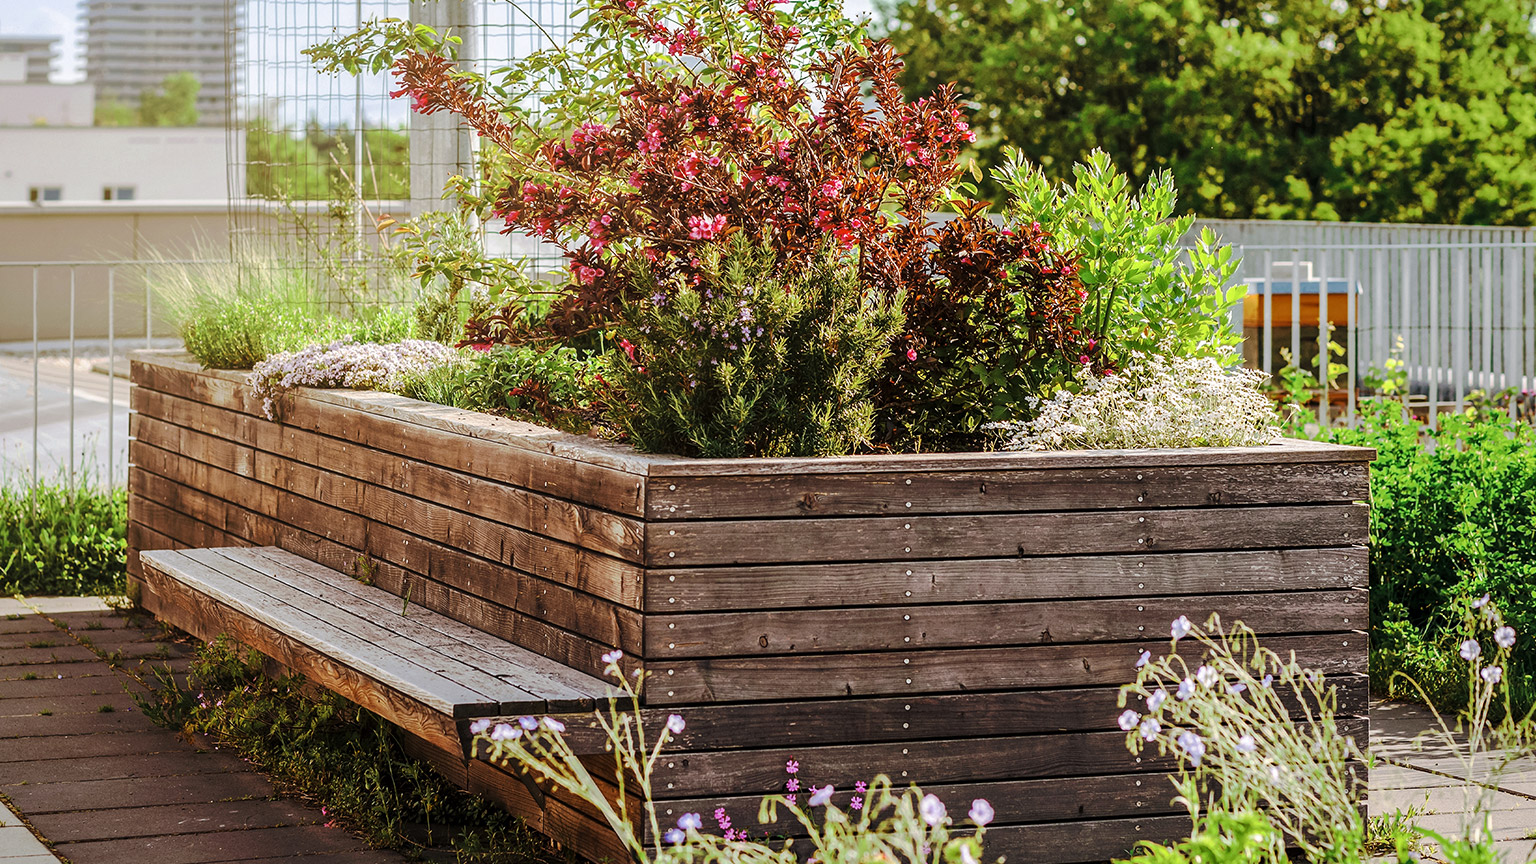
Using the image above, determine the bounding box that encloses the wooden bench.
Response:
[137,546,608,758]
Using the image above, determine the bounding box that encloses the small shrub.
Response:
[248,338,458,418]
[607,237,904,457]
[397,342,605,433]
[0,481,126,597]
[133,637,562,860]
[990,351,1279,451]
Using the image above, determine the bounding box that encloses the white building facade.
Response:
[0,127,235,202]
[0,35,58,83]
[79,0,243,126]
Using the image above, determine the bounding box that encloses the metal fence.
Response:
[1200,219,1536,427]
[7,219,1536,494]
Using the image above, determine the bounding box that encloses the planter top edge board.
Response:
[131,350,1377,477]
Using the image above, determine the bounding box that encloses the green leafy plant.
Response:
[606,237,904,457]
[132,637,564,861]
[0,477,126,597]
[1119,614,1366,863]
[1113,810,1281,864]
[397,342,606,432]
[996,149,1247,370]
[471,650,998,864]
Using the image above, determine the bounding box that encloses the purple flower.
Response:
[666,714,686,734]
[1171,616,1193,640]
[1496,626,1517,649]
[677,812,702,831]
[1260,674,1274,688]
[1236,734,1257,753]
[1461,640,1482,662]
[1228,683,1247,694]
[601,649,624,665]
[1195,665,1219,688]
[1136,649,1152,668]
[854,781,867,794]
[542,717,566,733]
[1482,666,1504,684]
[664,828,685,844]
[919,794,946,826]
[1138,717,1161,741]
[1118,709,1141,731]
[469,718,491,735]
[713,807,731,831]
[1147,689,1167,712]
[518,716,539,731]
[490,723,521,741]
[809,785,834,807]
[1176,678,1196,701]
[1177,731,1206,767]
[1473,594,1491,610]
[968,799,994,826]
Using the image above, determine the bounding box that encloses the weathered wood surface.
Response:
[647,547,1367,612]
[647,590,1366,658]
[130,440,642,659]
[644,633,1362,705]
[646,460,1369,519]
[646,504,1368,566]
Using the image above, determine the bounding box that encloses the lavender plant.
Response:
[1117,615,1366,863]
[470,652,997,864]
[249,338,459,419]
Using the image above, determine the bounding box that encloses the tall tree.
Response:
[138,71,201,126]
[886,0,1536,225]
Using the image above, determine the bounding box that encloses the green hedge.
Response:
[0,482,127,597]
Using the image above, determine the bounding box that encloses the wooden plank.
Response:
[230,547,606,708]
[538,675,1370,753]
[131,354,651,515]
[649,590,1365,658]
[129,463,628,680]
[130,440,643,654]
[142,549,500,718]
[464,758,633,864]
[131,408,646,605]
[647,547,1367,611]
[646,504,1369,566]
[645,633,1363,704]
[982,814,1191,864]
[137,557,463,753]
[133,403,647,573]
[190,548,546,711]
[647,461,1370,520]
[652,773,1183,839]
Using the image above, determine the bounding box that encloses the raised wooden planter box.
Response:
[127,350,1372,864]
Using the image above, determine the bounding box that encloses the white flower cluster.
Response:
[249,338,458,419]
[990,352,1280,451]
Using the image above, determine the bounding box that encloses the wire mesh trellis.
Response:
[226,0,577,306]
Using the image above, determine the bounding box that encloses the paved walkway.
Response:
[0,596,408,864]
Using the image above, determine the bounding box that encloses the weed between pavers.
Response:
[131,636,574,863]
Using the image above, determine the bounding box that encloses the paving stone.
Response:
[18,599,113,615]
[30,800,323,843]
[0,647,99,667]
[0,620,54,637]
[0,662,117,682]
[2,749,251,785]
[0,729,188,762]
[0,826,51,858]
[0,675,147,700]
[0,692,142,718]
[5,773,275,814]
[0,708,150,739]
[56,824,369,864]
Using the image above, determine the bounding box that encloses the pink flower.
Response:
[906,347,918,362]
[687,213,728,240]
[785,760,799,774]
[850,795,863,810]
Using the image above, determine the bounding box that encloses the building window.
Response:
[103,186,136,201]
[28,187,62,202]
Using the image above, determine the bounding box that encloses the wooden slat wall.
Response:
[127,355,648,681]
[637,446,1372,861]
[128,352,1372,863]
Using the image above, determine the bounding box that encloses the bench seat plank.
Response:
[234,547,605,706]
[139,548,606,723]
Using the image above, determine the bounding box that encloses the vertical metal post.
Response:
[1453,246,1468,413]
[1261,249,1273,376]
[1346,249,1358,426]
[1318,248,1331,427]
[1291,246,1302,382]
[30,267,39,517]
[354,0,365,253]
[1428,245,1440,429]
[108,268,116,489]
[146,271,153,351]
[68,267,76,491]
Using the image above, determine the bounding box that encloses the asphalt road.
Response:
[0,355,129,490]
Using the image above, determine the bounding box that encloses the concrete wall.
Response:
[0,83,95,127]
[0,127,234,203]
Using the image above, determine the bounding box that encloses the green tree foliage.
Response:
[94,71,200,126]
[246,119,409,200]
[887,0,1536,225]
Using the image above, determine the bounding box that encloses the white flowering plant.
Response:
[989,351,1280,451]
[470,652,997,864]
[248,337,459,419]
[1116,615,1366,864]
